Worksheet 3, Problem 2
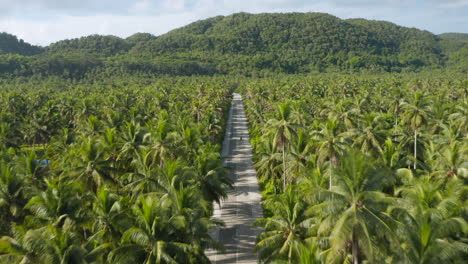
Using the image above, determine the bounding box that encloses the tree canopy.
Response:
[0,13,467,78]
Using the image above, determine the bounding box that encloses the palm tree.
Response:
[311,118,348,190]
[25,181,87,227]
[0,123,18,150]
[186,145,231,204]
[92,187,129,244]
[310,150,396,264]
[67,137,118,193]
[392,173,468,263]
[348,113,386,156]
[0,221,109,264]
[254,187,315,263]
[434,141,468,179]
[0,226,48,263]
[379,138,407,170]
[287,130,313,185]
[109,195,191,264]
[401,92,430,169]
[320,99,357,130]
[164,183,222,262]
[178,127,203,159]
[265,102,299,190]
[254,136,283,193]
[149,118,175,168]
[124,146,165,199]
[0,162,27,221]
[15,151,48,189]
[117,120,150,165]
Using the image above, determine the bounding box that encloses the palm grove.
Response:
[0,11,467,264]
[242,75,467,263]
[0,76,236,263]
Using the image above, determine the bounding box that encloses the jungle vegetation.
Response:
[0,11,466,264]
[240,75,467,263]
[1,13,468,78]
[0,75,236,263]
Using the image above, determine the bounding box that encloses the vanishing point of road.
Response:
[207,93,263,264]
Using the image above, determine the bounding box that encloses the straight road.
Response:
[207,93,263,264]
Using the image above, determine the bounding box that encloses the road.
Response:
[206,93,263,264]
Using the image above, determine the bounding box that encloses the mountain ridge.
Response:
[0,12,466,77]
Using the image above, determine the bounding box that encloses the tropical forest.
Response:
[0,11,467,264]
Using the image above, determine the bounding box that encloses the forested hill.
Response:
[439,33,468,40]
[0,32,43,56]
[0,13,467,78]
[135,13,443,73]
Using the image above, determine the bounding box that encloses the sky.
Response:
[0,0,467,46]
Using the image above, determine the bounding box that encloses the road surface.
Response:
[207,93,263,264]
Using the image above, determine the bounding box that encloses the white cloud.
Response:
[0,0,466,46]
[438,0,468,8]
[0,11,211,45]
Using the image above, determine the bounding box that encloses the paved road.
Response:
[207,93,263,264]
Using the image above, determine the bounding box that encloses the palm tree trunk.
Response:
[282,143,286,191]
[394,114,398,143]
[329,153,336,190]
[352,231,359,264]
[413,129,417,170]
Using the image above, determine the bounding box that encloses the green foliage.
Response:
[0,32,43,56]
[242,74,468,263]
[439,33,468,41]
[46,35,131,57]
[0,75,235,263]
[1,13,466,79]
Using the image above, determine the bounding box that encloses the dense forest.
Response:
[0,75,237,263]
[0,72,466,263]
[1,13,468,78]
[0,11,467,264]
[240,75,467,263]
[0,33,43,56]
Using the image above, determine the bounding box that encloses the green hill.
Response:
[46,34,132,57]
[438,33,468,73]
[439,33,468,40]
[125,33,157,46]
[125,13,446,73]
[0,12,466,78]
[0,32,43,56]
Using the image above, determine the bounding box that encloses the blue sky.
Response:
[0,0,467,46]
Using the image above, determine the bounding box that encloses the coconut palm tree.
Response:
[25,180,88,227]
[401,92,430,169]
[392,173,468,263]
[117,120,151,165]
[68,137,118,193]
[186,145,231,204]
[0,221,109,264]
[92,187,130,245]
[311,118,348,190]
[0,226,49,263]
[109,195,191,264]
[286,130,313,185]
[348,113,387,156]
[254,135,283,193]
[254,187,316,263]
[264,102,299,190]
[149,118,176,168]
[0,162,27,221]
[164,183,223,262]
[310,150,396,264]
